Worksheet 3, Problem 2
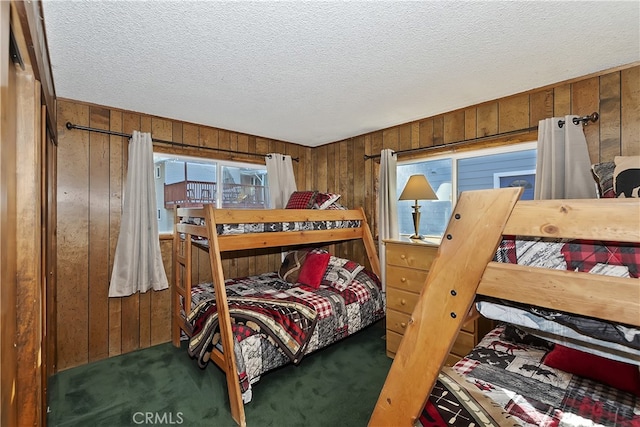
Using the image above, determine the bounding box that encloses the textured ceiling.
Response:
[42,1,639,147]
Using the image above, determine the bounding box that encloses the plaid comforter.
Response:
[452,326,640,426]
[187,296,318,367]
[186,270,385,403]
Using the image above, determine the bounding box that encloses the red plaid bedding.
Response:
[186,269,385,403]
[450,326,640,427]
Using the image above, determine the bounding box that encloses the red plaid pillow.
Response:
[285,191,318,209]
[314,192,341,209]
[561,240,640,278]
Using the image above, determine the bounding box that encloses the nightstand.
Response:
[384,237,492,365]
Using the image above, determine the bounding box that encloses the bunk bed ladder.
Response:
[172,208,193,347]
[202,204,247,427]
[369,187,522,426]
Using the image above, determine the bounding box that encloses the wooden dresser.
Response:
[384,237,492,365]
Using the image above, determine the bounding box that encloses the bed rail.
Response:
[369,188,640,426]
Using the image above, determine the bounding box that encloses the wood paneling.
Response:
[15,70,43,427]
[5,4,57,423]
[55,99,311,371]
[1,4,19,423]
[621,67,640,156]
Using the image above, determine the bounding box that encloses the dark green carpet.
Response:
[48,321,392,427]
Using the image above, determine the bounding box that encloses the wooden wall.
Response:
[2,2,56,424]
[55,63,639,372]
[55,100,312,371]
[316,65,640,246]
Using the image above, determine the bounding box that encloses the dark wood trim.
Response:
[13,0,57,141]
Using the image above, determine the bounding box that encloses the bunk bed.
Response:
[370,187,640,426]
[171,204,383,427]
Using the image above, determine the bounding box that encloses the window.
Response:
[397,142,536,238]
[154,154,269,233]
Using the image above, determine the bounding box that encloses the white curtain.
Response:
[109,131,168,297]
[377,149,399,292]
[535,116,596,200]
[265,153,297,208]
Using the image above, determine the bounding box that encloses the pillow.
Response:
[542,344,640,395]
[561,240,640,278]
[314,192,341,209]
[325,202,348,210]
[285,191,318,209]
[500,325,553,350]
[278,250,309,283]
[591,161,615,198]
[297,252,331,289]
[321,256,365,291]
[613,156,640,198]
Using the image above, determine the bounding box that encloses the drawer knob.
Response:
[400,299,406,305]
[400,254,406,260]
[400,322,407,328]
[401,277,406,283]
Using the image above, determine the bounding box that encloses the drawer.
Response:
[386,243,437,269]
[386,330,403,356]
[386,265,429,294]
[445,353,462,367]
[461,318,475,333]
[386,309,411,336]
[386,288,420,315]
[450,330,475,357]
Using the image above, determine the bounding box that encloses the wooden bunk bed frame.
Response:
[171,204,381,427]
[370,187,640,426]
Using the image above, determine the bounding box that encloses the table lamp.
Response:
[398,174,437,239]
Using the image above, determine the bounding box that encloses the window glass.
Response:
[458,149,536,198]
[398,158,452,237]
[154,154,268,233]
[397,143,536,238]
[220,165,269,208]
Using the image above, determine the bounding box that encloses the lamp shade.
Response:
[399,175,437,201]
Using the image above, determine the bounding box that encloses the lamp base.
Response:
[409,234,424,240]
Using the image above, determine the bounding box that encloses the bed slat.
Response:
[479,262,640,327]
[504,198,640,242]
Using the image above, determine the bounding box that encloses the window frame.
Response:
[153,153,269,233]
[397,141,537,237]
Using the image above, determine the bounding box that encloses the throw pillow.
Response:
[561,240,640,278]
[325,202,348,210]
[542,344,640,395]
[613,156,640,198]
[297,252,331,289]
[314,192,341,209]
[285,191,318,209]
[591,161,615,198]
[321,256,365,291]
[278,250,309,283]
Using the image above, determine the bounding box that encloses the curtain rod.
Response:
[363,126,539,160]
[558,112,599,128]
[64,122,299,162]
[363,112,599,160]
